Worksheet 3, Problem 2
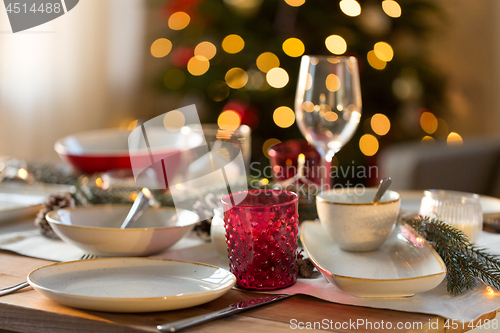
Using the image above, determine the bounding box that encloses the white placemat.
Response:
[1,219,500,321]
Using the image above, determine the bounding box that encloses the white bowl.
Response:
[46,205,198,256]
[316,188,400,252]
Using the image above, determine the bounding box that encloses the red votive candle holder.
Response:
[221,189,299,290]
[268,139,331,188]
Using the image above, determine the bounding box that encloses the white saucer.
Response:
[300,221,446,297]
[28,258,236,312]
[399,190,500,215]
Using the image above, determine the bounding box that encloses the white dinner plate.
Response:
[28,258,236,312]
[301,221,446,297]
[399,190,500,215]
[0,183,72,223]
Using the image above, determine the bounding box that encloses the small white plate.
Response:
[399,190,500,215]
[0,183,72,223]
[28,258,236,313]
[301,221,446,297]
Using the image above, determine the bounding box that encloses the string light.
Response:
[326,74,341,92]
[367,50,386,70]
[222,34,245,54]
[325,35,347,55]
[273,106,295,128]
[382,0,401,18]
[359,134,379,156]
[225,68,249,89]
[168,12,190,30]
[194,41,217,60]
[17,168,28,179]
[282,38,305,57]
[374,42,394,61]
[187,56,210,76]
[262,138,281,158]
[447,132,463,146]
[266,67,289,88]
[339,0,361,17]
[150,38,172,58]
[163,110,185,132]
[218,110,241,130]
[284,0,305,7]
[421,136,435,143]
[256,52,280,73]
[420,111,438,134]
[324,111,338,122]
[371,113,391,136]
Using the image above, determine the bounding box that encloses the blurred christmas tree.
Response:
[149,0,447,184]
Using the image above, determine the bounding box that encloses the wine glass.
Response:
[295,56,362,187]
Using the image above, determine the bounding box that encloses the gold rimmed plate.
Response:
[28,258,236,312]
[300,221,446,297]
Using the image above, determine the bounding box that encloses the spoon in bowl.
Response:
[373,177,392,204]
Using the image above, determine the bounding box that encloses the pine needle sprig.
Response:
[404,216,500,295]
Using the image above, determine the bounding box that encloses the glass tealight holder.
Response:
[221,189,299,290]
[419,190,483,242]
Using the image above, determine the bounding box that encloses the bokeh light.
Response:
[187,56,210,76]
[447,132,463,146]
[303,101,314,112]
[340,0,361,17]
[218,110,241,130]
[325,35,347,55]
[168,12,190,30]
[367,50,386,70]
[284,0,305,7]
[382,0,401,18]
[164,69,186,90]
[324,111,338,122]
[222,34,245,54]
[266,67,289,88]
[151,38,172,58]
[207,80,230,101]
[374,42,394,61]
[420,111,438,134]
[359,134,379,156]
[435,118,449,139]
[273,106,295,128]
[371,113,391,136]
[326,74,341,92]
[163,110,186,132]
[225,68,249,89]
[262,138,282,158]
[421,136,435,143]
[256,52,280,73]
[282,38,305,57]
[194,41,217,60]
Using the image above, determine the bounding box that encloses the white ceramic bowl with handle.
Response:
[316,187,400,252]
[46,205,198,256]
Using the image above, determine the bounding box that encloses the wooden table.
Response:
[0,252,498,332]
[0,251,495,333]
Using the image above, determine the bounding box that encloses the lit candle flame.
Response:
[298,153,305,164]
[141,188,151,197]
[17,168,28,179]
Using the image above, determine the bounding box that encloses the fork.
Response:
[484,218,500,233]
[0,254,98,297]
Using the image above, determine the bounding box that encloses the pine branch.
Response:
[405,216,500,295]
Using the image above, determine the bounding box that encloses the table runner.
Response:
[1,218,500,321]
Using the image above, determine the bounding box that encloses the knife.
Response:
[157,294,292,332]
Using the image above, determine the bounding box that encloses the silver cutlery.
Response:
[157,294,292,332]
[0,254,98,297]
[373,177,392,203]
